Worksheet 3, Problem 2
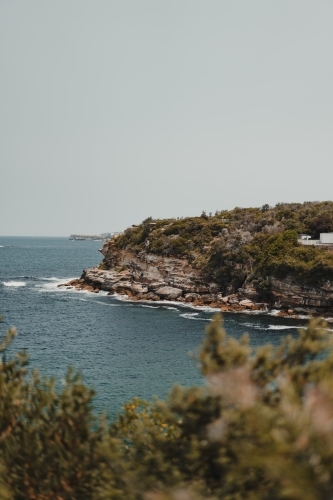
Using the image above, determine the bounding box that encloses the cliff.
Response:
[61,202,333,318]
[60,239,333,317]
[76,241,262,312]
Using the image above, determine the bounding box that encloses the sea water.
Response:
[0,237,306,419]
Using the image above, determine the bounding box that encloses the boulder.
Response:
[131,283,148,294]
[155,286,183,300]
[228,297,239,305]
[145,292,160,301]
[68,279,79,286]
[239,299,254,306]
[200,294,216,304]
[184,293,200,302]
[147,282,166,292]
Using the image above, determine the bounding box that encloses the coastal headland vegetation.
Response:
[109,201,333,307]
[1,316,333,499]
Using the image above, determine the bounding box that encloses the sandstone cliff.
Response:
[60,201,333,319]
[269,277,333,313]
[58,237,333,318]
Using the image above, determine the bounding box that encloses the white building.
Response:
[320,233,333,244]
[298,233,333,246]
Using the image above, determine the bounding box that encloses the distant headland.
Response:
[69,233,117,241]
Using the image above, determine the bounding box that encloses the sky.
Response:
[1,1,332,236]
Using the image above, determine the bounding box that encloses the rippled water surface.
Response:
[0,237,306,418]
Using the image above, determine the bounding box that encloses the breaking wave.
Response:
[3,281,26,287]
[180,312,210,321]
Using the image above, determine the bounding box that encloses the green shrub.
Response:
[112,202,333,290]
[3,316,333,498]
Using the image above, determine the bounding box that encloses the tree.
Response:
[308,212,333,238]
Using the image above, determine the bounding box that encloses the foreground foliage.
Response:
[2,316,333,498]
[112,201,333,293]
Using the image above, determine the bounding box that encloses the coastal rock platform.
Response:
[58,241,333,320]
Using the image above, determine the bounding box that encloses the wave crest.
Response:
[3,281,26,287]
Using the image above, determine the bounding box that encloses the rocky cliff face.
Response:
[60,238,333,318]
[270,277,333,313]
[83,240,222,304]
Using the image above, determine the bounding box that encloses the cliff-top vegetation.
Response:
[113,201,333,295]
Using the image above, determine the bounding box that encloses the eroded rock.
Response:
[155,286,183,300]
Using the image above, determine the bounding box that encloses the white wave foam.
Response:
[240,321,296,331]
[37,281,110,298]
[269,310,281,316]
[3,281,26,287]
[241,322,258,329]
[40,277,63,282]
[0,245,4,248]
[95,300,120,307]
[141,305,159,309]
[162,306,178,310]
[35,277,76,292]
[36,283,61,291]
[180,312,210,321]
[267,325,295,331]
[75,297,119,306]
[196,306,220,313]
[113,293,130,302]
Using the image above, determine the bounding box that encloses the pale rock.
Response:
[131,283,148,294]
[155,286,183,300]
[239,299,254,306]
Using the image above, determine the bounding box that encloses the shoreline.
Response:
[58,277,333,325]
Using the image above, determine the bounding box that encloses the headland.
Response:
[61,202,333,321]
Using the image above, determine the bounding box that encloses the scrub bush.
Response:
[2,316,333,499]
[111,202,333,291]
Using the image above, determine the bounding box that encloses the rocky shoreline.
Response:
[57,239,333,322]
[58,269,270,314]
[57,272,333,323]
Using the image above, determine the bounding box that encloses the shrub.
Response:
[3,316,333,498]
[112,202,333,291]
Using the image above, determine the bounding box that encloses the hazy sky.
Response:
[1,1,332,236]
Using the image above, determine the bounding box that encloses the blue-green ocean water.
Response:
[0,237,306,418]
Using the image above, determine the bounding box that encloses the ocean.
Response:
[0,237,306,419]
